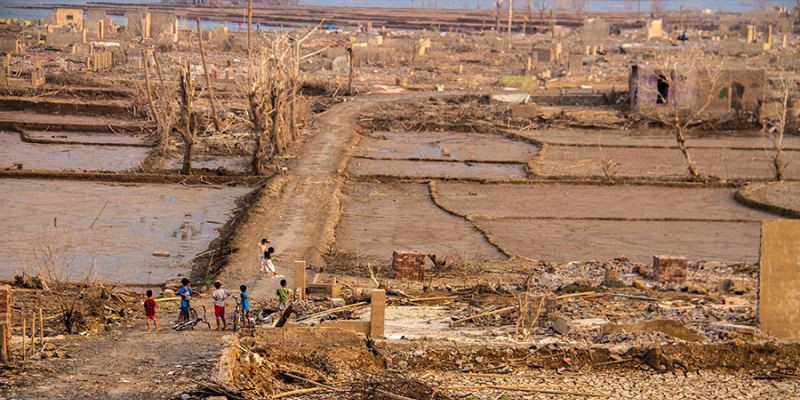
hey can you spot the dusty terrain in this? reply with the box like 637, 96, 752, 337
2, 3, 800, 400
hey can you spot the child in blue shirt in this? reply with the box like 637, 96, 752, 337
176, 278, 193, 324
240, 285, 251, 329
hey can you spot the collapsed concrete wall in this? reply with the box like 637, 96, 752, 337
45, 8, 84, 29
125, 10, 151, 39
151, 12, 178, 43
85, 10, 108, 39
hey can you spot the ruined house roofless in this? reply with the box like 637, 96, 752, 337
629, 65, 766, 115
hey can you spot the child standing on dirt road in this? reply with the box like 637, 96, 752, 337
258, 238, 271, 274
211, 281, 232, 331
240, 285, 251, 329
276, 279, 292, 310
143, 290, 158, 332
176, 278, 193, 324
264, 247, 277, 278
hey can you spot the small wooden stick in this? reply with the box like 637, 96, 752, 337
281, 372, 339, 391
30, 311, 36, 354
271, 387, 325, 399
443, 384, 608, 397
450, 305, 516, 326
39, 308, 44, 351
22, 316, 26, 360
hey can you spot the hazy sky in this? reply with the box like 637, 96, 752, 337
0, 0, 796, 12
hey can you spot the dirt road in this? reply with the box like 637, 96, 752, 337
219, 97, 373, 300
4, 298, 226, 400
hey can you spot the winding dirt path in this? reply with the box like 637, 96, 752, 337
219, 96, 377, 300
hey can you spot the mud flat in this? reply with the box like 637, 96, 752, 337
356, 131, 538, 162
535, 146, 800, 180
433, 183, 776, 263
335, 182, 505, 261
349, 158, 528, 180
164, 152, 250, 173
0, 179, 252, 283
525, 128, 800, 149
0, 131, 150, 171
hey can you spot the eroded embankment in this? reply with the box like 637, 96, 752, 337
217, 326, 800, 400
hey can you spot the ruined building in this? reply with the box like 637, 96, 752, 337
629, 65, 766, 118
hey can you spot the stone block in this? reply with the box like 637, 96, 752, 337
294, 261, 307, 300
321, 320, 370, 335
306, 283, 342, 298
653, 255, 687, 283
370, 289, 385, 338
392, 251, 426, 281
759, 220, 800, 340
0, 285, 10, 349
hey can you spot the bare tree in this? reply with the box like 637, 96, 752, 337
507, 0, 513, 45
636, 50, 728, 180
650, 0, 662, 16
534, 0, 553, 19
572, 0, 588, 16
496, 0, 505, 32
245, 27, 323, 175
178, 61, 196, 176
761, 76, 795, 181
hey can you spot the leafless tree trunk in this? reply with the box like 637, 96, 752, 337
196, 17, 222, 133
507, 0, 513, 46
178, 63, 195, 176
650, 0, 662, 16
347, 44, 354, 95
142, 50, 161, 130
496, 0, 504, 32
763, 77, 792, 181
641, 50, 727, 181
290, 39, 299, 139
247, 0, 253, 65
249, 89, 265, 175
535, 0, 551, 19
572, 0, 588, 17
674, 124, 700, 180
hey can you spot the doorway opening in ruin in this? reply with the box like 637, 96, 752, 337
656, 73, 669, 104
731, 82, 745, 111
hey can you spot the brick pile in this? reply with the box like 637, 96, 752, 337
392, 251, 426, 281
653, 255, 688, 283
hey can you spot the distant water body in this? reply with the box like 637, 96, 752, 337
0, 0, 795, 21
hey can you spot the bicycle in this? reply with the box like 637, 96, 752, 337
173, 306, 211, 331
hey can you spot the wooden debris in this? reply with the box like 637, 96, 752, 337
450, 305, 516, 327
443, 384, 608, 397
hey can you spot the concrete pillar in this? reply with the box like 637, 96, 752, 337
0, 321, 8, 362
746, 25, 755, 43
764, 25, 773, 50
370, 289, 385, 338
294, 261, 306, 300
0, 285, 11, 361
98, 20, 104, 39
759, 220, 800, 340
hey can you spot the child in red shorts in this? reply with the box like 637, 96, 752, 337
143, 289, 158, 332
211, 281, 232, 330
